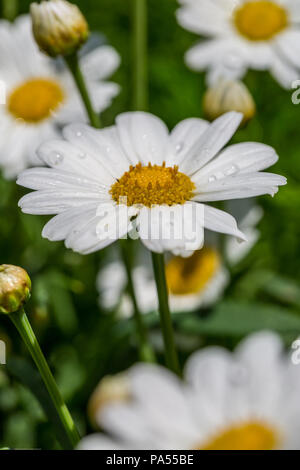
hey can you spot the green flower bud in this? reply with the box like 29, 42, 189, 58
0, 265, 31, 314
30, 0, 89, 58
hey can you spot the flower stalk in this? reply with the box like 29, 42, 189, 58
151, 253, 180, 375
2, 0, 18, 21
132, 0, 148, 110
66, 51, 154, 363
10, 308, 80, 449
120, 240, 156, 363
65, 53, 101, 129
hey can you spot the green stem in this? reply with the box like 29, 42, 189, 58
120, 240, 155, 363
151, 253, 180, 375
65, 53, 101, 129
2, 0, 18, 21
132, 0, 148, 110
65, 51, 153, 364
10, 308, 80, 449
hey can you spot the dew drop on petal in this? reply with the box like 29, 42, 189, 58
176, 142, 183, 153
225, 164, 239, 176
208, 175, 217, 183
51, 152, 64, 165
76, 130, 82, 137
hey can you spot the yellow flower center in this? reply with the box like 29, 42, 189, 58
198, 421, 280, 450
110, 162, 195, 207
165, 248, 220, 296
234, 1, 288, 41
8, 78, 64, 123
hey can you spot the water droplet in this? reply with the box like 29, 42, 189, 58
78, 152, 86, 159
176, 142, 183, 153
51, 152, 64, 165
225, 164, 239, 176
76, 130, 82, 137
208, 175, 217, 183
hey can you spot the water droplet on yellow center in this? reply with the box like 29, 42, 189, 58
198, 421, 280, 450
234, 1, 288, 41
8, 78, 64, 123
165, 247, 220, 296
110, 162, 195, 207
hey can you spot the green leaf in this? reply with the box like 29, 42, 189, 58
178, 301, 300, 338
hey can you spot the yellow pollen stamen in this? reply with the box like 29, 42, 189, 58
8, 78, 64, 123
234, 1, 288, 41
110, 162, 195, 207
165, 247, 220, 296
197, 421, 280, 450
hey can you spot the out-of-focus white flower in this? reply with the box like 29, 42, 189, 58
0, 15, 120, 178
79, 331, 300, 450
177, 0, 300, 88
97, 247, 229, 316
18, 111, 285, 255
225, 201, 264, 265
30, 0, 89, 57
203, 78, 256, 124
88, 373, 131, 429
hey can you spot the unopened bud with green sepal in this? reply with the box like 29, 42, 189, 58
30, 0, 89, 58
0, 265, 31, 314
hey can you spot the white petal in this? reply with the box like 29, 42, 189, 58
18, 189, 104, 215
100, 403, 155, 445
185, 39, 246, 77
77, 434, 123, 450
270, 52, 298, 89
65, 204, 132, 254
195, 172, 287, 194
169, 118, 209, 166
128, 364, 199, 440
180, 112, 243, 175
176, 0, 232, 36
81, 45, 121, 81
116, 112, 170, 166
62, 123, 128, 179
138, 204, 204, 254
193, 142, 279, 185
17, 167, 107, 192
203, 204, 247, 241
37, 138, 114, 187
42, 204, 98, 241
275, 30, 300, 71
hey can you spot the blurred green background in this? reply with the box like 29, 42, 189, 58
0, 0, 300, 449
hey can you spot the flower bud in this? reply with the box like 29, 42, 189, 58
88, 374, 130, 428
30, 0, 89, 58
0, 265, 31, 314
203, 78, 256, 125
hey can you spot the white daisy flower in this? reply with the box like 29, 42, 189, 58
97, 247, 229, 316
177, 0, 300, 88
79, 331, 300, 450
18, 111, 286, 256
0, 15, 120, 178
